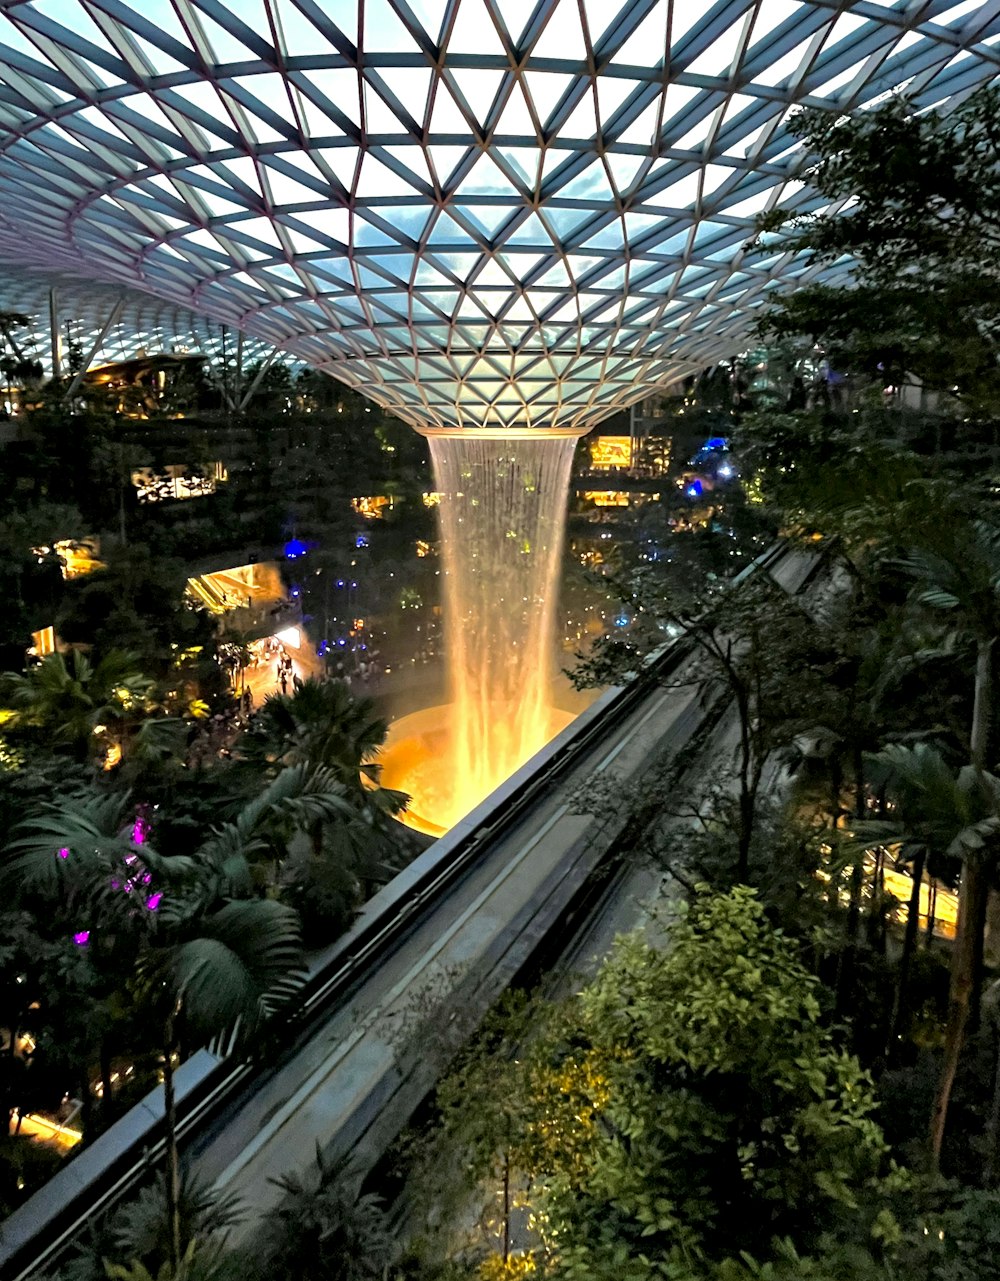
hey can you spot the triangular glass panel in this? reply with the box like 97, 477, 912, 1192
445, 0, 499, 56
284, 225, 332, 254
542, 204, 594, 239
450, 69, 505, 126
439, 251, 479, 281
559, 157, 614, 202
425, 210, 471, 244
596, 76, 641, 129
457, 151, 521, 197
474, 256, 515, 286
460, 203, 516, 238
605, 150, 648, 194
424, 287, 460, 313
355, 151, 415, 197
264, 166, 324, 207
313, 144, 361, 190
195, 6, 268, 64
364, 0, 426, 53
364, 81, 409, 134
530, 1, 587, 62
580, 219, 625, 250
381, 67, 434, 126
496, 145, 540, 188
301, 69, 361, 128
522, 71, 575, 128
495, 86, 536, 138
414, 257, 453, 286
430, 82, 470, 133
611, 0, 668, 66
558, 90, 598, 141
752, 35, 815, 88
311, 207, 352, 244
427, 143, 471, 186
353, 215, 396, 246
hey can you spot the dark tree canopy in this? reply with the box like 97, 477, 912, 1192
757, 88, 1000, 408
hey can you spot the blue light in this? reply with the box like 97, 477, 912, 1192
356, 534, 369, 549
686, 479, 703, 497
284, 538, 307, 559
337, 638, 347, 647
705, 437, 728, 450
290, 586, 300, 598
318, 640, 330, 656
336, 578, 345, 588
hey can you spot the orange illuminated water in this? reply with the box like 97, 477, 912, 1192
395, 431, 579, 832
380, 702, 576, 835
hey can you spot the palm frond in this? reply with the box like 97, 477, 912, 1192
233, 764, 354, 841
4, 792, 133, 890
173, 899, 304, 1038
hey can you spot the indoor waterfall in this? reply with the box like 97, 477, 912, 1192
423, 432, 577, 827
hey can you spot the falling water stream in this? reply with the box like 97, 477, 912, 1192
431, 433, 577, 819
379, 432, 579, 832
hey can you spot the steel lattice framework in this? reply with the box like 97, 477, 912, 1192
0, 0, 998, 432
0, 264, 274, 374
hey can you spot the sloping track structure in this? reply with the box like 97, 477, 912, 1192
0, 0, 998, 429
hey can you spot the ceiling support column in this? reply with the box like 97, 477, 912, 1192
62, 298, 124, 403
48, 288, 61, 379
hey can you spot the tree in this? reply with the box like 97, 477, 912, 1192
898, 522, 1000, 1163
0, 649, 160, 766
2, 763, 350, 1256
56, 543, 218, 686
573, 566, 825, 878
235, 678, 408, 937
140, 895, 304, 1272
240, 676, 394, 805
420, 889, 887, 1279
848, 745, 1000, 1064
754, 87, 1000, 413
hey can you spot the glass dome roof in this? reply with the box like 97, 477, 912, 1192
0, 0, 997, 430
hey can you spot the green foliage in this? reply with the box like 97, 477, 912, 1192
0, 648, 156, 762
253, 1145, 394, 1281
56, 543, 215, 678
573, 564, 828, 877
238, 675, 403, 807
416, 890, 888, 1280
900, 520, 1000, 645
58, 1174, 241, 1281
754, 87, 1000, 409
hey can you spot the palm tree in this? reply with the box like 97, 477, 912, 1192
848, 745, 1000, 1061
141, 894, 305, 1271
902, 519, 1000, 773
2, 789, 192, 1134
901, 519, 1000, 1163
3, 764, 351, 1264
242, 676, 396, 802
0, 649, 158, 765
238, 677, 407, 880
258, 1145, 394, 1281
